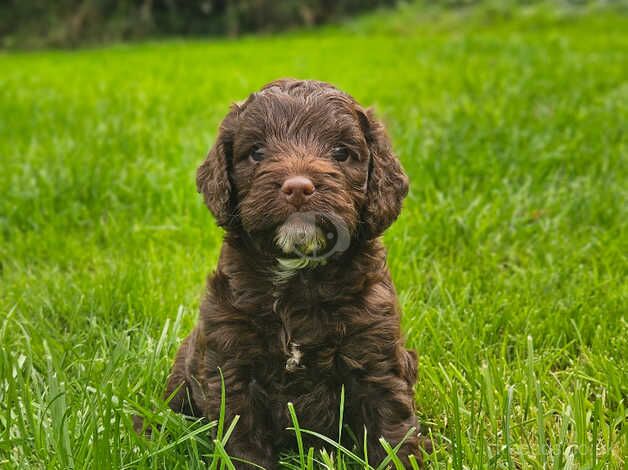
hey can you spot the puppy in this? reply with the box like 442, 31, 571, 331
166, 79, 426, 467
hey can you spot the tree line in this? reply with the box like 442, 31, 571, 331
1, 0, 396, 48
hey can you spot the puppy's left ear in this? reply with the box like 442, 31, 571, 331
197, 96, 253, 228
196, 110, 237, 228
358, 107, 409, 239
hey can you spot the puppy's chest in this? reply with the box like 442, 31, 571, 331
256, 300, 348, 379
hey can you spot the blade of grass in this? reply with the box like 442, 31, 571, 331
337, 385, 345, 470
288, 427, 369, 467
287, 402, 306, 469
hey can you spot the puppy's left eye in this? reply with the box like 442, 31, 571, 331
249, 146, 265, 162
331, 147, 349, 162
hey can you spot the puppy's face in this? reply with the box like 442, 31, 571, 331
233, 86, 370, 258
197, 79, 408, 260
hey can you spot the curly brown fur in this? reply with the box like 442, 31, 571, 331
166, 79, 428, 468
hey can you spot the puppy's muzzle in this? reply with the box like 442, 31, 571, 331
274, 211, 351, 262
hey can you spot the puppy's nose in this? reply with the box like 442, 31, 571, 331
281, 176, 315, 206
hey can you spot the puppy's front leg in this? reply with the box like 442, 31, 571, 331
347, 349, 424, 467
207, 367, 277, 469
166, 335, 276, 468
350, 379, 422, 466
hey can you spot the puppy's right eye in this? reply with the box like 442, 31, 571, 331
331, 147, 349, 162
249, 147, 265, 163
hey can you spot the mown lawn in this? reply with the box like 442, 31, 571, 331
0, 2, 626, 469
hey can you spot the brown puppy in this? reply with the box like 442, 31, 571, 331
166, 79, 425, 468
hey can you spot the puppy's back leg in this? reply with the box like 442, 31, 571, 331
164, 334, 202, 417
133, 333, 202, 436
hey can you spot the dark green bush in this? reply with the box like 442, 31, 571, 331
2, 0, 616, 48
0, 0, 396, 48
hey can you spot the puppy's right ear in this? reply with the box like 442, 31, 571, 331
196, 105, 241, 228
357, 107, 409, 239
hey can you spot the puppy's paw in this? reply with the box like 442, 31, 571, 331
132, 414, 153, 438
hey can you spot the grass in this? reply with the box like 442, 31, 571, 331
0, 1, 626, 468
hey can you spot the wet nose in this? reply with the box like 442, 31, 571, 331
281, 176, 315, 206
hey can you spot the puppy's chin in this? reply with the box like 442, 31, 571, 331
274, 215, 327, 257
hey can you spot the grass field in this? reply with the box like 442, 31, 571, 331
0, 2, 627, 468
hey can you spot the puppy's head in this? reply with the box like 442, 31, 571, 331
197, 79, 408, 260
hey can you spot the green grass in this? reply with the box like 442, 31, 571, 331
1, 2, 627, 468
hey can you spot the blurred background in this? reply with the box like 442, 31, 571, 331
2, 0, 624, 49
4, 0, 393, 48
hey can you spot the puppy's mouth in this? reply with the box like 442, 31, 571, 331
274, 212, 350, 261
275, 213, 326, 256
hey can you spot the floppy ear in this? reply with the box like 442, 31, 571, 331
358, 107, 409, 239
196, 107, 240, 228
